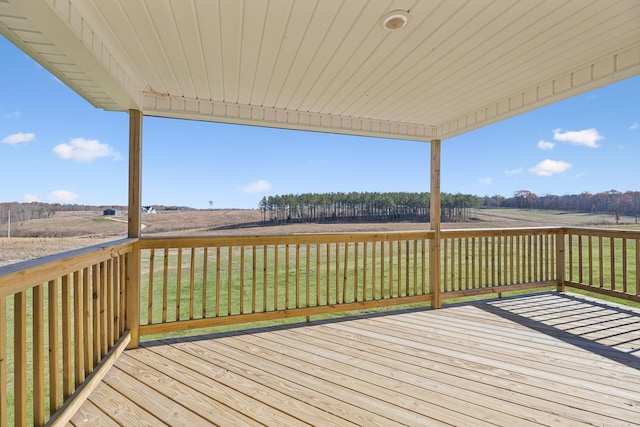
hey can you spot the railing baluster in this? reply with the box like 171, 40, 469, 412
240, 246, 245, 314
622, 238, 627, 293
227, 246, 233, 315
106, 259, 114, 347
610, 237, 616, 291
305, 244, 310, 308
162, 248, 169, 323
73, 271, 84, 386
274, 245, 279, 311
336, 243, 341, 304
509, 236, 514, 285
176, 248, 183, 320
33, 284, 45, 426
352, 242, 360, 301
148, 249, 155, 324
284, 245, 289, 309
470, 237, 476, 289
92, 264, 100, 366
315, 243, 321, 306
577, 234, 582, 283
457, 238, 463, 290
372, 242, 377, 299
497, 236, 502, 286
411, 240, 417, 296
396, 240, 401, 297
443, 239, 449, 292
295, 244, 301, 308
598, 236, 604, 288
262, 245, 267, 313
62, 274, 72, 399
252, 246, 257, 313
326, 244, 331, 304
380, 241, 385, 299
48, 278, 60, 417
190, 248, 196, 319
343, 243, 348, 303
100, 262, 108, 358
202, 247, 209, 318
14, 290, 27, 426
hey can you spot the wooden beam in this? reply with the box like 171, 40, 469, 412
128, 109, 142, 239
126, 109, 142, 349
430, 139, 442, 309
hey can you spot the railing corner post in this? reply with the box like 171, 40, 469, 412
125, 241, 141, 349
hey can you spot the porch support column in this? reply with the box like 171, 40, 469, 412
126, 109, 142, 348
430, 139, 442, 309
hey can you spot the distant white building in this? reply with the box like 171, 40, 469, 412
142, 206, 157, 214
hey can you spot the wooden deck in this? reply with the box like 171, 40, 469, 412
68, 292, 640, 426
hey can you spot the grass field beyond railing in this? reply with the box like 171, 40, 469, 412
1, 227, 639, 426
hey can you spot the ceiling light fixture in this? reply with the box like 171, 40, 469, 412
382, 10, 409, 31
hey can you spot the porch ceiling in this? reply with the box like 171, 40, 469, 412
1, 0, 639, 141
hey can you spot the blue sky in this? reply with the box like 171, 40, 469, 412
1, 36, 639, 210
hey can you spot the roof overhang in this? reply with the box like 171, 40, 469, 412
1, 0, 639, 141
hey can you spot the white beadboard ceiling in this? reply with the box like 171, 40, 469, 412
1, 0, 639, 141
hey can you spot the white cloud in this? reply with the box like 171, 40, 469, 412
48, 190, 79, 203
529, 159, 572, 176
5, 110, 21, 119
537, 140, 555, 150
553, 128, 603, 148
240, 179, 272, 194
2, 132, 36, 145
53, 137, 122, 162
23, 194, 40, 202
478, 177, 493, 185
630, 122, 639, 130
505, 168, 523, 175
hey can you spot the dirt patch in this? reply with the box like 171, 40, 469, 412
0, 237, 117, 267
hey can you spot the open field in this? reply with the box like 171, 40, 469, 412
1, 208, 638, 267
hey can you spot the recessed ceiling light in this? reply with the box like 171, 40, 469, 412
382, 10, 409, 31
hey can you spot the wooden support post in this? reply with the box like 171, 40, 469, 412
126, 109, 142, 349
556, 229, 566, 292
430, 139, 442, 309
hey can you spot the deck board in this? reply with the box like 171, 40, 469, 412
69, 292, 640, 426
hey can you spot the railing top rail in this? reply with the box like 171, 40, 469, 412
441, 226, 564, 238
139, 230, 435, 249
563, 227, 640, 239
0, 237, 136, 298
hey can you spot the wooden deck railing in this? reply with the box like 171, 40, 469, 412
0, 239, 134, 427
565, 227, 640, 303
1, 227, 639, 426
138, 232, 434, 336
439, 228, 562, 299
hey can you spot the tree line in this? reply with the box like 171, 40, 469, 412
258, 192, 479, 224
489, 190, 640, 222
